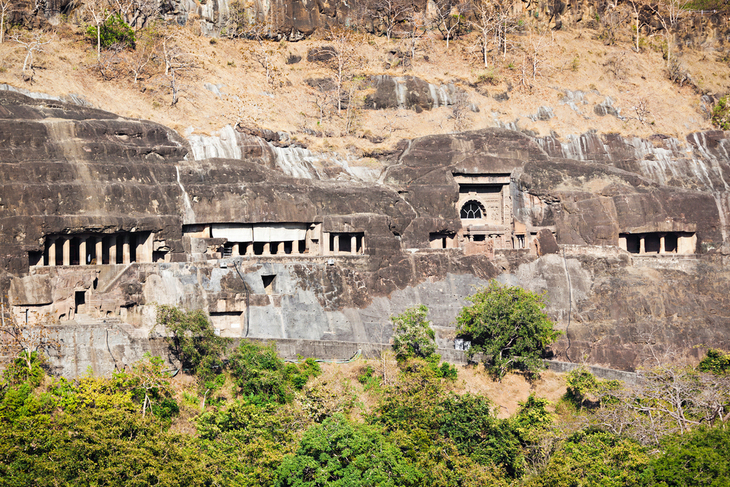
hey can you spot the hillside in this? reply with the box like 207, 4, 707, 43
0, 2, 728, 166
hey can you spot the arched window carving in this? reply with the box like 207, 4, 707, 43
460, 200, 485, 219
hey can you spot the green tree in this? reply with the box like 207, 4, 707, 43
391, 305, 437, 361
698, 348, 730, 376
85, 13, 136, 51
275, 413, 420, 487
227, 341, 320, 404
641, 426, 730, 486
526, 429, 650, 487
114, 354, 178, 419
712, 95, 730, 131
456, 281, 561, 380
155, 305, 228, 384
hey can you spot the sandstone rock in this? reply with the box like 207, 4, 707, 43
3, 89, 730, 376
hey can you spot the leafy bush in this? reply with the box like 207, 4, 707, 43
275, 414, 420, 487
155, 305, 229, 383
227, 341, 320, 404
698, 348, 730, 375
86, 14, 136, 50
563, 366, 619, 408
456, 281, 561, 380
642, 426, 730, 486
440, 393, 525, 477
2, 351, 46, 388
527, 429, 650, 487
713, 95, 730, 130
391, 305, 437, 361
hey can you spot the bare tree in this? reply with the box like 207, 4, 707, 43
594, 363, 730, 445
11, 31, 52, 83
320, 27, 365, 113
401, 9, 429, 71
664, 0, 689, 27
96, 41, 125, 80
243, 25, 280, 87
0, 0, 11, 44
526, 32, 549, 81
0, 300, 58, 373
493, 0, 519, 59
431, 0, 468, 50
372, 0, 412, 41
163, 39, 196, 106
126, 32, 158, 83
469, 0, 497, 67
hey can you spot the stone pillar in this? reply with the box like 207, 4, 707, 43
62, 238, 70, 266
95, 238, 103, 265
141, 232, 154, 263
291, 241, 300, 255
263, 242, 271, 256
639, 236, 645, 254
231, 243, 239, 256
322, 232, 330, 256
47, 238, 56, 266
245, 242, 254, 256
333, 235, 340, 254
122, 234, 131, 264
618, 236, 627, 251
351, 235, 358, 255
660, 235, 666, 254
79, 238, 87, 266
277, 242, 285, 254
109, 236, 117, 264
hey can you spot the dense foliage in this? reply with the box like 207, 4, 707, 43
390, 305, 437, 361
86, 14, 136, 50
712, 95, 730, 131
456, 281, 561, 379
156, 305, 229, 384
1, 324, 729, 486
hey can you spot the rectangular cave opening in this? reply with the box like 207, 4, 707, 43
270, 241, 280, 255
87, 240, 97, 265
515, 234, 526, 249
102, 237, 110, 265
298, 240, 307, 254
645, 234, 661, 253
222, 244, 234, 257
129, 234, 137, 262
283, 241, 293, 254
28, 251, 42, 267
55, 242, 63, 266
70, 237, 80, 266
116, 236, 124, 264
253, 242, 266, 255
261, 274, 276, 294
665, 234, 678, 253
339, 235, 352, 253
473, 234, 486, 242
75, 290, 86, 314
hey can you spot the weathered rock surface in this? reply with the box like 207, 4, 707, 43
363, 75, 467, 112
3, 89, 730, 376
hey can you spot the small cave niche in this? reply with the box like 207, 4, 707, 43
28, 251, 43, 267
262, 274, 276, 294
75, 291, 86, 314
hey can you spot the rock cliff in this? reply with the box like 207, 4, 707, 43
2, 89, 730, 376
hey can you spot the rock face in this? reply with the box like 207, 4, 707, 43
363, 75, 466, 112
2, 90, 730, 376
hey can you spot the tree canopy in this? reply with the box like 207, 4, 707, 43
456, 281, 561, 379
